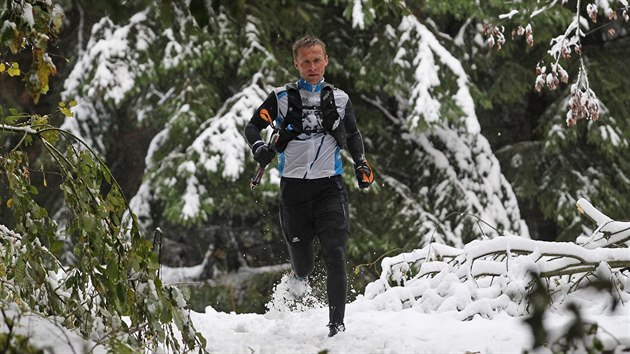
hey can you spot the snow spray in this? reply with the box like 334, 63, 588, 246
265, 273, 325, 318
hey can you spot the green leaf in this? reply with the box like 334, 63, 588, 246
60, 183, 74, 196
12, 258, 25, 281
4, 116, 20, 125
50, 240, 64, 254
8, 62, 20, 76
106, 262, 120, 280
102, 166, 112, 184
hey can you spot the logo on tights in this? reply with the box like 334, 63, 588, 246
291, 237, 300, 243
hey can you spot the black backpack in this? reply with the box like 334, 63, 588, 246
275, 82, 346, 152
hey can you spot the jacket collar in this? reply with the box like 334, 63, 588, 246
298, 77, 325, 93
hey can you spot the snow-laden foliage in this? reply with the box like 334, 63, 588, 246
3, 0, 630, 351
396, 16, 480, 133
1, 2, 207, 342
379, 121, 528, 248
486, 0, 629, 125
56, 1, 529, 274
362, 199, 629, 323
0, 0, 63, 102
61, 12, 156, 152
131, 73, 273, 226
61, 2, 283, 229
575, 198, 630, 248
347, 14, 528, 261
0, 130, 206, 352
477, 0, 630, 241
495, 94, 630, 241
50, 0, 630, 276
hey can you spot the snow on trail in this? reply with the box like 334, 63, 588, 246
193, 303, 528, 354
162, 247, 630, 354
187, 276, 630, 354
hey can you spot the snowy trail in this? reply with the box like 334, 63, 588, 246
192, 305, 526, 354
168, 267, 630, 354
189, 299, 630, 354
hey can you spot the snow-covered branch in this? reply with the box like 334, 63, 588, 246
576, 198, 630, 248
362, 199, 629, 319
0, 124, 37, 134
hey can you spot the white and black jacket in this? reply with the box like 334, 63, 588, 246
245, 78, 366, 179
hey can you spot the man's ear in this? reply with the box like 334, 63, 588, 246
294, 61, 299, 70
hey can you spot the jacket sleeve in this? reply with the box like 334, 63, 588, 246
343, 98, 367, 164
244, 91, 278, 150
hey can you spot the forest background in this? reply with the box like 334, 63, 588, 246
1, 0, 630, 324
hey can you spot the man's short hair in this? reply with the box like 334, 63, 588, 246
292, 36, 327, 60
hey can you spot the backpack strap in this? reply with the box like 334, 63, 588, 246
284, 83, 303, 131
275, 83, 302, 152
320, 83, 346, 149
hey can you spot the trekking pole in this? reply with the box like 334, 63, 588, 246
250, 111, 277, 190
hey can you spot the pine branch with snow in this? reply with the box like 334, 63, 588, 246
363, 198, 629, 322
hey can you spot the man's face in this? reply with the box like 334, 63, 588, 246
294, 45, 328, 85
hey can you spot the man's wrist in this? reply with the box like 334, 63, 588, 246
251, 140, 264, 152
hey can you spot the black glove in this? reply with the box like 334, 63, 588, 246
355, 160, 374, 189
252, 141, 276, 167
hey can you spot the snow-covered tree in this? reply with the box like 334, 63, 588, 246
2, 1, 630, 348
475, 0, 630, 241
57, 1, 531, 279
5, 0, 630, 313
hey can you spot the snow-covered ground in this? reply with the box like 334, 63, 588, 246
192, 303, 628, 354
5, 197, 630, 354
182, 221, 630, 354
190, 274, 629, 354
2, 263, 628, 354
